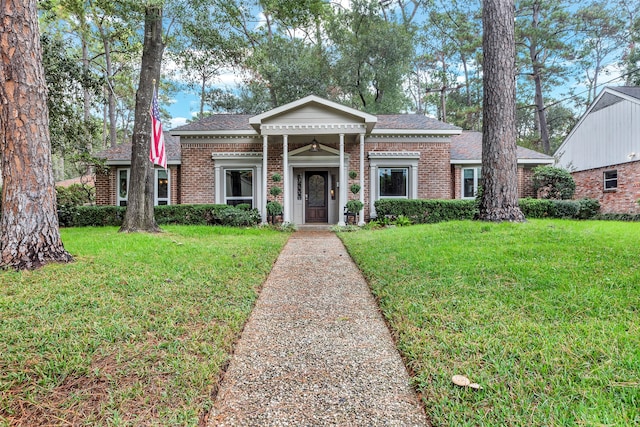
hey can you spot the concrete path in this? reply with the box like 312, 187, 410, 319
208, 231, 428, 426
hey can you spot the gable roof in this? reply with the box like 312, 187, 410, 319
171, 96, 461, 136
248, 95, 378, 133
451, 131, 553, 164
95, 132, 180, 164
554, 86, 640, 170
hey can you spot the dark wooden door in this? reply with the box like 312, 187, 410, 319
305, 171, 328, 223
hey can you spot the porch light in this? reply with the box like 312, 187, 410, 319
310, 138, 319, 152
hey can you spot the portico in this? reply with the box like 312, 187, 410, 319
249, 96, 376, 225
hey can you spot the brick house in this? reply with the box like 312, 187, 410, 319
96, 95, 552, 225
555, 87, 640, 214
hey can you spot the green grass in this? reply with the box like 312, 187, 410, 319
0, 226, 289, 426
339, 220, 640, 426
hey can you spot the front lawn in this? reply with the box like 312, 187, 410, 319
339, 220, 640, 426
0, 226, 289, 426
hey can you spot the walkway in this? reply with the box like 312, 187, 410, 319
209, 231, 428, 426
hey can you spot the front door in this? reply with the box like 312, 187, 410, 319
305, 171, 328, 223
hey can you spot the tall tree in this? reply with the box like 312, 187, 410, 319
479, 0, 525, 222
575, 3, 624, 106
516, 0, 574, 155
0, 0, 73, 269
119, 5, 164, 233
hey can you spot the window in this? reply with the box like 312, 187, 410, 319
462, 167, 481, 198
604, 170, 618, 190
225, 169, 254, 207
155, 169, 170, 205
379, 167, 408, 198
117, 168, 129, 206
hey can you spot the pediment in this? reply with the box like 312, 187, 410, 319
249, 95, 376, 134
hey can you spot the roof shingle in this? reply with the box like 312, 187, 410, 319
450, 131, 552, 161
95, 132, 180, 162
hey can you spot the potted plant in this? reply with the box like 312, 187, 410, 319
350, 183, 361, 195
346, 199, 364, 214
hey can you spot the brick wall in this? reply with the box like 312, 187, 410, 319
572, 161, 640, 214
180, 144, 217, 204
95, 169, 114, 205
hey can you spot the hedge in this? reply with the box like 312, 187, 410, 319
374, 199, 478, 223
375, 197, 601, 223
61, 204, 261, 227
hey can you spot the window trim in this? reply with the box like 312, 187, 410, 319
461, 166, 482, 199
368, 152, 420, 218
154, 168, 170, 205
378, 167, 409, 199
224, 168, 255, 208
117, 168, 130, 206
603, 169, 618, 191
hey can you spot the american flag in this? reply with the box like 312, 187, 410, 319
149, 87, 167, 169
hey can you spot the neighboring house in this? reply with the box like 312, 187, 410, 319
96, 95, 552, 225
555, 86, 640, 214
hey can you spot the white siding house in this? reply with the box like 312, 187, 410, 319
555, 87, 640, 213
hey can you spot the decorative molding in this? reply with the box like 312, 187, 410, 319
261, 123, 367, 131
368, 151, 421, 159
212, 152, 263, 160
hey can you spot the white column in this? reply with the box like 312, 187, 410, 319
370, 163, 377, 218
283, 134, 289, 223
338, 133, 346, 226
358, 133, 365, 225
214, 165, 222, 204
262, 135, 268, 224
411, 164, 419, 199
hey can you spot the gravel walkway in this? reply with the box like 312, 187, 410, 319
209, 230, 428, 426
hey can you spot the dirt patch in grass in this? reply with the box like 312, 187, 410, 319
3, 332, 219, 426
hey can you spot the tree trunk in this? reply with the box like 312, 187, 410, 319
0, 0, 73, 270
478, 0, 525, 222
119, 6, 164, 233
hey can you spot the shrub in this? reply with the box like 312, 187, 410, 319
576, 198, 600, 219
73, 206, 126, 227
212, 206, 261, 227
375, 199, 477, 224
266, 201, 283, 216
518, 198, 553, 218
551, 200, 580, 218
346, 199, 364, 213
533, 165, 576, 200
56, 184, 96, 227
350, 183, 361, 194
67, 204, 261, 227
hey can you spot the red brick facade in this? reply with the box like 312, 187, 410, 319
572, 161, 640, 214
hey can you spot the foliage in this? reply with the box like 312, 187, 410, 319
394, 215, 412, 226
349, 170, 358, 179
56, 184, 96, 227
62, 204, 262, 227
346, 199, 364, 213
40, 34, 102, 161
518, 197, 600, 219
375, 199, 478, 223
349, 184, 361, 194
0, 226, 287, 425
271, 172, 282, 182
266, 200, 283, 216
269, 186, 282, 197
326, 0, 414, 113
339, 220, 640, 426
533, 165, 576, 200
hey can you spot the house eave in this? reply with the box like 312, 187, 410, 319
371, 129, 462, 136
170, 130, 258, 137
